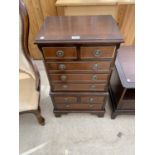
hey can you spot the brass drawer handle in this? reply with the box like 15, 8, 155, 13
92, 75, 97, 81
92, 64, 99, 70
59, 64, 66, 70
60, 75, 67, 81
65, 104, 70, 108
93, 49, 103, 57
89, 98, 94, 103
89, 104, 94, 108
56, 50, 64, 57
91, 85, 96, 89
64, 97, 68, 103
62, 85, 68, 89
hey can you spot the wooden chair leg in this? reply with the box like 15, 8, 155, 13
33, 109, 45, 126
38, 105, 41, 112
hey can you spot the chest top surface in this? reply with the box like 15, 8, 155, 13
35, 15, 123, 44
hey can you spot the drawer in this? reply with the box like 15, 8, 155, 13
42, 47, 77, 59
46, 61, 111, 73
52, 83, 107, 91
55, 103, 103, 110
53, 96, 77, 103
81, 96, 105, 104
51, 93, 107, 110
80, 46, 115, 59
49, 74, 109, 83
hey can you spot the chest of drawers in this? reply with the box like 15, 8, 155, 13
35, 15, 123, 117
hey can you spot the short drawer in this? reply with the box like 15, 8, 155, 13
49, 74, 109, 83
52, 83, 107, 91
46, 61, 111, 73
55, 103, 103, 110
53, 96, 77, 103
42, 47, 77, 59
80, 46, 115, 59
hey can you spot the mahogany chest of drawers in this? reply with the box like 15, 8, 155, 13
35, 15, 123, 117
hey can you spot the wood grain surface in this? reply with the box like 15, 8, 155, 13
23, 0, 57, 59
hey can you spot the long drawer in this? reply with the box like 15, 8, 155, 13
49, 74, 109, 83
55, 103, 104, 110
51, 83, 107, 91
45, 61, 111, 73
52, 94, 106, 110
53, 94, 106, 104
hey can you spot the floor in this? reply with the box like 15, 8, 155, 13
19, 61, 135, 155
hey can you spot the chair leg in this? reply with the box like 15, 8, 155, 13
38, 105, 41, 112
33, 109, 45, 126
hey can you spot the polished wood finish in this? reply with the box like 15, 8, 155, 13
51, 92, 108, 117
19, 0, 45, 125
53, 95, 105, 104
51, 92, 107, 115
45, 61, 112, 73
49, 74, 109, 83
115, 46, 135, 87
80, 46, 115, 59
55, 103, 104, 110
109, 46, 135, 119
21, 0, 134, 59
35, 15, 123, 44
35, 15, 123, 117
81, 96, 105, 104
52, 83, 107, 91
20, 0, 40, 91
42, 47, 77, 59
54, 96, 77, 103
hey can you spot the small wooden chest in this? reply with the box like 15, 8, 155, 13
35, 15, 123, 117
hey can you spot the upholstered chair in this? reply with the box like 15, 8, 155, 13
19, 0, 45, 125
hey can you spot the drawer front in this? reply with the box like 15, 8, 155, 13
42, 47, 77, 59
46, 61, 111, 73
49, 74, 109, 83
55, 103, 103, 110
81, 96, 105, 104
80, 46, 115, 59
52, 93, 107, 110
52, 83, 107, 91
53, 96, 77, 103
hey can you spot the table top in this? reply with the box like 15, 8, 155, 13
115, 46, 135, 88
35, 15, 123, 44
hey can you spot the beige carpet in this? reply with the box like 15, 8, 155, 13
19, 61, 135, 155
